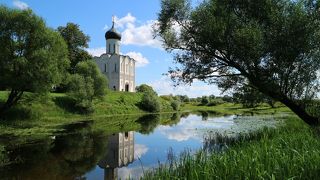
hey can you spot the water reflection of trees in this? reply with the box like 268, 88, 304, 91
136, 114, 160, 134
0, 121, 108, 179
136, 113, 188, 134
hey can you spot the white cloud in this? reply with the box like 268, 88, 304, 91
157, 114, 235, 142
86, 47, 105, 57
114, 13, 136, 29
148, 76, 221, 98
103, 25, 109, 30
125, 51, 149, 67
13, 0, 29, 10
121, 20, 162, 48
104, 14, 162, 49
134, 144, 148, 159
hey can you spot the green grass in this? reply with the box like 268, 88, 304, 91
143, 116, 320, 179
182, 102, 292, 116
0, 90, 176, 139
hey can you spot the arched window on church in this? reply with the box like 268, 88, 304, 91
108, 44, 111, 53
113, 44, 116, 53
114, 64, 117, 72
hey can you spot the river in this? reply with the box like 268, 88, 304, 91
0, 112, 281, 179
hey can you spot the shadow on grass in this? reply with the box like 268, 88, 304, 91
0, 102, 41, 122
53, 96, 92, 115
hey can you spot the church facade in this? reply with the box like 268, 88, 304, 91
94, 20, 135, 92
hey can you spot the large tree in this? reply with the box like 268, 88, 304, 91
157, 0, 320, 126
57, 23, 91, 73
0, 6, 69, 114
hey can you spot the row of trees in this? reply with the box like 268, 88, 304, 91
0, 6, 106, 114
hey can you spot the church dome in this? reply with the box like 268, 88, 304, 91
105, 23, 121, 40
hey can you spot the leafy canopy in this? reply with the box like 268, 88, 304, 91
0, 6, 69, 112
157, 0, 320, 125
58, 23, 91, 73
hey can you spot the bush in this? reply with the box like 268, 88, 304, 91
207, 99, 224, 106
140, 91, 160, 112
68, 74, 94, 113
160, 95, 174, 101
136, 84, 157, 95
67, 60, 107, 113
201, 96, 209, 105
75, 60, 107, 98
171, 100, 181, 111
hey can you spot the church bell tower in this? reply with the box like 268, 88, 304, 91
105, 16, 121, 54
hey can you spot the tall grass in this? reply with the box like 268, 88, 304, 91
143, 116, 320, 179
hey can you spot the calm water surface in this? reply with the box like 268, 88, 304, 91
0, 112, 280, 180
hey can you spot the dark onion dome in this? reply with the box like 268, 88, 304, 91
105, 22, 121, 40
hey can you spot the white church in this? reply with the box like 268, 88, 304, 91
94, 19, 136, 92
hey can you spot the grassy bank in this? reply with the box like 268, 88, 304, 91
182, 102, 292, 116
0, 90, 176, 138
143, 116, 320, 179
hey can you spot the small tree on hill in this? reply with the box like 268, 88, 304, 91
67, 61, 107, 113
136, 84, 157, 95
140, 91, 161, 113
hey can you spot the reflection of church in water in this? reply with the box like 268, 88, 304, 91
98, 131, 134, 180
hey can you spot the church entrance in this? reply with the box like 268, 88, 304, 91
125, 84, 129, 92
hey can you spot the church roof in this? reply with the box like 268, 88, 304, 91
105, 21, 121, 40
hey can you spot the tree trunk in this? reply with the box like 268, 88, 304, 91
254, 81, 319, 126
0, 90, 24, 115
280, 97, 319, 126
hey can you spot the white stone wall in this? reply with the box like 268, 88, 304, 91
94, 54, 135, 92
119, 56, 135, 92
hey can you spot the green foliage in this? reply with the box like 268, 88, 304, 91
136, 84, 157, 95
157, 0, 320, 125
67, 61, 107, 113
0, 6, 69, 112
200, 96, 209, 105
171, 100, 181, 111
305, 100, 320, 118
176, 95, 190, 102
57, 23, 91, 73
140, 91, 161, 113
74, 60, 107, 98
160, 95, 174, 101
233, 85, 265, 108
221, 95, 233, 103
207, 98, 224, 106
68, 74, 94, 113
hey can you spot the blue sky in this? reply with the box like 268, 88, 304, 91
1, 0, 221, 97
